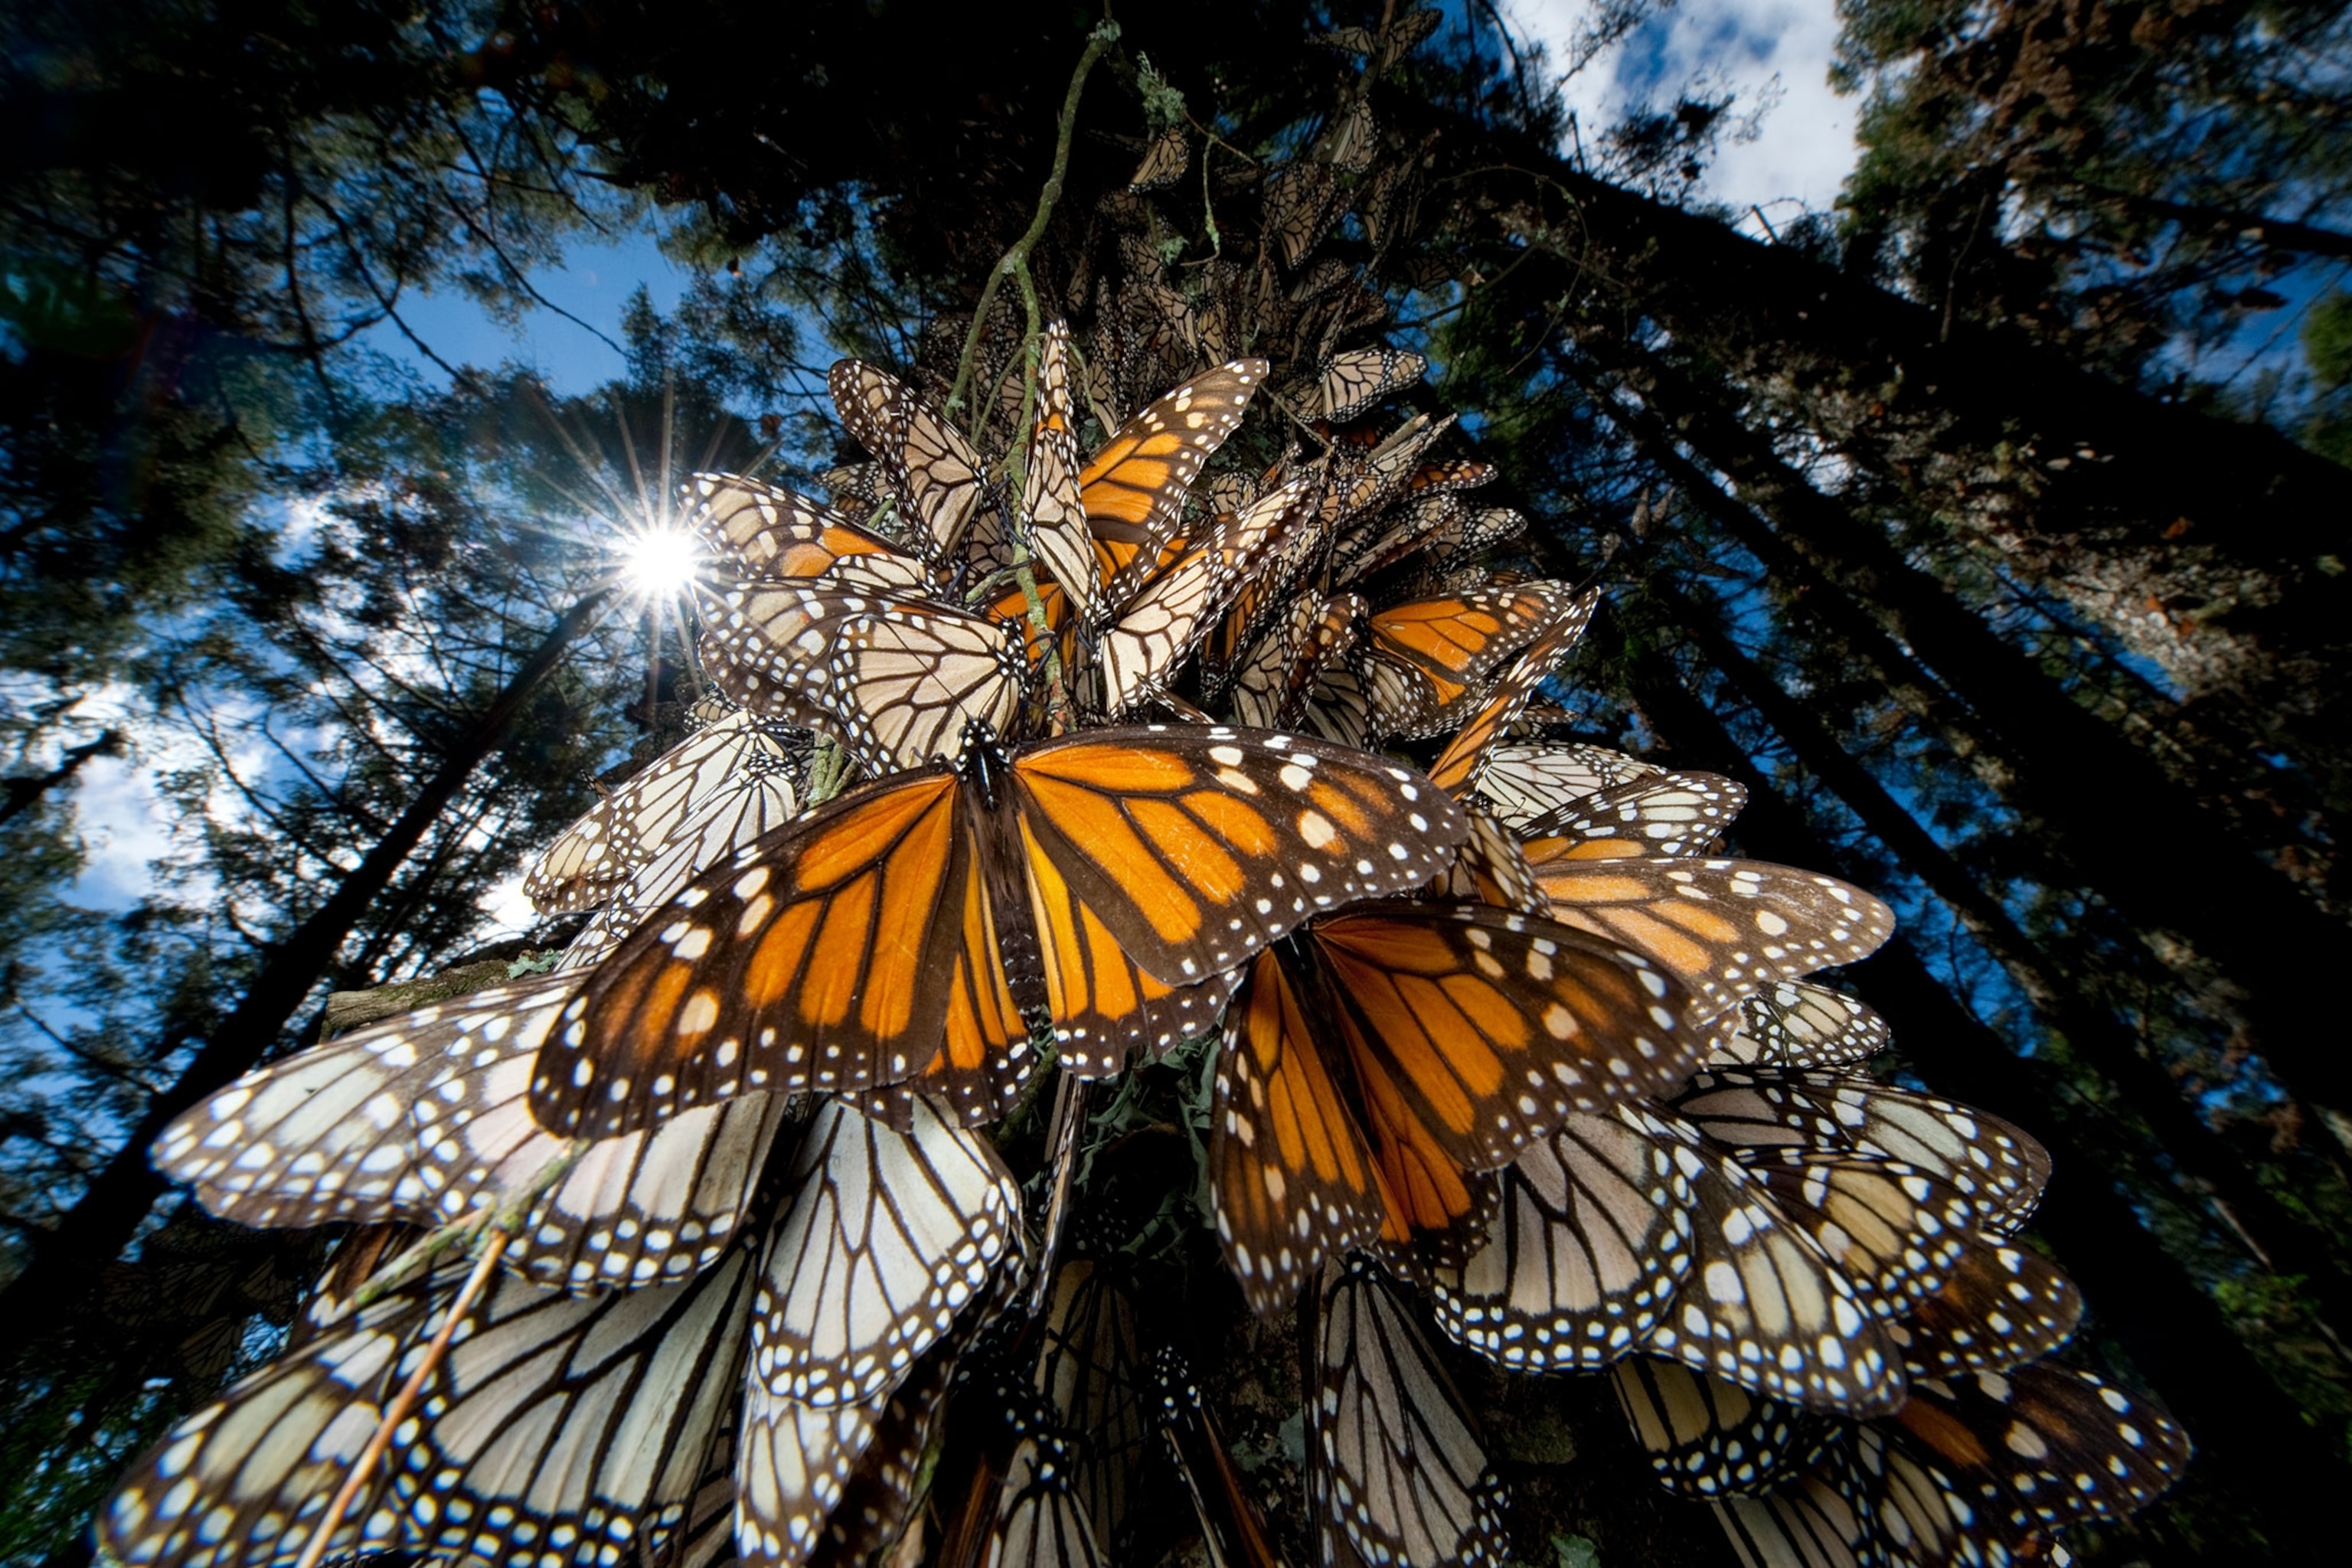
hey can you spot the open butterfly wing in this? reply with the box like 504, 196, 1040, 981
537, 770, 975, 1138
1009, 726, 1468, 989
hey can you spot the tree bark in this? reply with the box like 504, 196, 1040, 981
1620, 638, 2346, 1557
0, 592, 609, 1339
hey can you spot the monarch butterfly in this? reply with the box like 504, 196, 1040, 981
532, 724, 1467, 1138
1209, 902, 1700, 1313
1515, 771, 1745, 859
1427, 808, 1548, 916
1711, 1364, 2190, 1568
149, 975, 790, 1291
1329, 492, 1461, 586
831, 360, 988, 567
1320, 96, 1377, 174
524, 707, 801, 915
1361, 584, 1576, 743
1529, 858, 1896, 1027
1730, 1153, 1978, 1322
1666, 1069, 2051, 1235
808, 1275, 1001, 1567
1610, 1356, 1829, 1498
1030, 1259, 1151, 1552
1321, 416, 1458, 543
1887, 1236, 2082, 1379
1231, 591, 1365, 732
1311, 347, 1426, 422
684, 472, 930, 593
1370, 2, 1445, 75
1263, 160, 1338, 269
557, 750, 806, 975
1070, 357, 1269, 622
105, 1236, 763, 1568
1426, 590, 1603, 794
1149, 1347, 1289, 1568
1712, 982, 1890, 1070
1308, 1256, 1511, 1568
750, 1095, 1021, 1405
1129, 126, 1191, 191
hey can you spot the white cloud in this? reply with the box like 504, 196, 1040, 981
1507, 0, 1860, 234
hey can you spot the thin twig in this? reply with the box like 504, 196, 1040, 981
946, 21, 1122, 420
292, 1232, 511, 1568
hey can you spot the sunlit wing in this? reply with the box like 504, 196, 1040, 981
684, 471, 927, 590
831, 358, 986, 564
1079, 360, 1266, 617
1517, 770, 1746, 858
1024, 320, 1102, 626
1426, 587, 1601, 795
828, 606, 1030, 772
750, 1096, 1019, 1404
1712, 982, 1891, 1070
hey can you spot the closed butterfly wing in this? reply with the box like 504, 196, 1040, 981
831, 360, 986, 565
392, 1247, 761, 1566
1034, 1260, 1152, 1550
1129, 126, 1191, 191
1429, 808, 1547, 916
1887, 1364, 2188, 1540
1885, 1237, 2082, 1379
1531, 859, 1896, 1025
1080, 361, 1266, 619
1364, 586, 1569, 743
527, 711, 792, 913
1612, 1357, 1831, 1499
1715, 983, 1890, 1070
1263, 161, 1338, 269
749, 1095, 1021, 1405
737, 1381, 884, 1568
1311, 1259, 1511, 1568
1315, 347, 1426, 422
1088, 478, 1304, 717
101, 1282, 420, 1568
828, 606, 1030, 772
1734, 1155, 1978, 1322
1426, 588, 1602, 795
685, 472, 927, 591
557, 756, 802, 974
1427, 1106, 1697, 1372
1668, 1070, 2052, 1236
1149, 1347, 1289, 1568
1518, 771, 1746, 859
1711, 1467, 1871, 1568
696, 580, 861, 726
1025, 321, 1102, 627
1212, 946, 1391, 1314
1472, 743, 1663, 831
1638, 1110, 1905, 1416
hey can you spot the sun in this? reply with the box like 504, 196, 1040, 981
619, 527, 701, 597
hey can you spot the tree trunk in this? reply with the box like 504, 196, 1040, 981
1436, 121, 2352, 796
0, 729, 124, 829
1620, 638, 2346, 1558
1582, 339, 2352, 1113
1655, 575, 2352, 1358
0, 592, 609, 1341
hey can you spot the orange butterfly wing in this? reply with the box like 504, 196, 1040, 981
534, 770, 978, 1137
1010, 726, 1468, 989
1079, 361, 1267, 615
1210, 946, 1387, 1313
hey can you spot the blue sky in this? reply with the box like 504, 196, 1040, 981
364, 227, 701, 396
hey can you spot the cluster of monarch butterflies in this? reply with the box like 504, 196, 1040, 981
103, 14, 2187, 1563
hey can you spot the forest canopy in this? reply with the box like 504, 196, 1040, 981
2, 2, 2348, 1563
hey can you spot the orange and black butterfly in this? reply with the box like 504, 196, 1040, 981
1364, 583, 1579, 744
1208, 897, 1704, 1313
531, 724, 1468, 1138
1425, 589, 1602, 795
